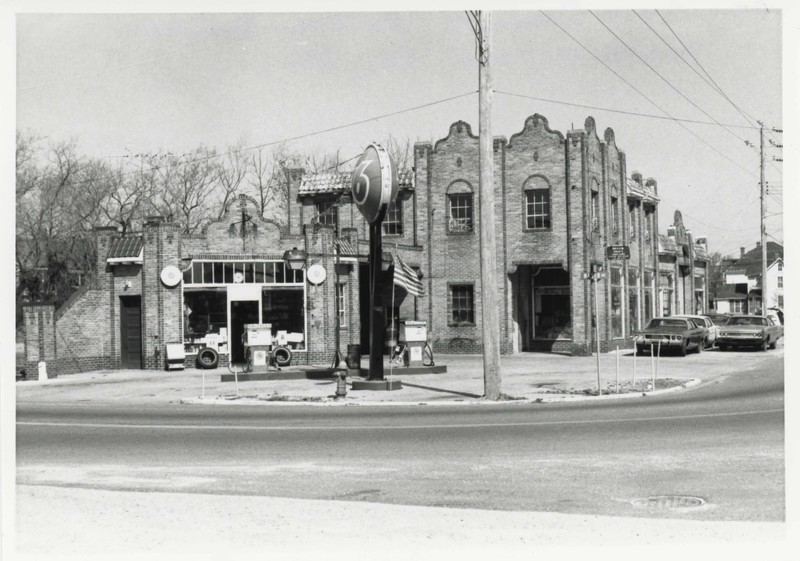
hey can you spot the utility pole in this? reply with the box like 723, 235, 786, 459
474, 10, 502, 400
760, 124, 768, 313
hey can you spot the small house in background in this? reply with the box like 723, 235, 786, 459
715, 241, 783, 314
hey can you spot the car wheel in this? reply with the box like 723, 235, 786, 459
696, 339, 705, 353
679, 341, 687, 357
196, 347, 219, 369
769, 340, 777, 350
761, 338, 769, 352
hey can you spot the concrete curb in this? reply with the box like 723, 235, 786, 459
179, 378, 700, 407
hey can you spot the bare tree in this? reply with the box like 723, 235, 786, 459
215, 140, 248, 221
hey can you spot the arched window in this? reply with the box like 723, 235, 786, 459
446, 181, 474, 233
523, 176, 551, 230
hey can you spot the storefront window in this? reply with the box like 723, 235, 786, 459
694, 275, 705, 314
610, 267, 623, 338
184, 288, 228, 355
628, 269, 639, 334
660, 273, 673, 316
182, 260, 307, 355
643, 271, 654, 322
261, 288, 305, 349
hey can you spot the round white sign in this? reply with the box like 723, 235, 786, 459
160, 265, 182, 287
306, 264, 327, 285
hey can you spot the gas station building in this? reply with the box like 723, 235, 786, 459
23, 114, 709, 377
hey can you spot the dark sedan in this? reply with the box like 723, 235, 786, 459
635, 317, 707, 356
717, 315, 783, 351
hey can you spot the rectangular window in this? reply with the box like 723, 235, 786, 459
591, 191, 599, 231
778, 276, 783, 288
383, 200, 403, 236
448, 193, 473, 232
316, 201, 337, 228
183, 288, 228, 355
643, 271, 654, 323
611, 267, 623, 338
611, 197, 619, 235
525, 189, 551, 229
778, 295, 784, 307
628, 269, 639, 334
644, 210, 652, 241
337, 283, 347, 328
262, 288, 306, 350
731, 300, 743, 313
629, 204, 636, 240
450, 284, 475, 325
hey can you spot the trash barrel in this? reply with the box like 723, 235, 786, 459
346, 344, 361, 370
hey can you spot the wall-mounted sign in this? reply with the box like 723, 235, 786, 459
160, 265, 182, 287
606, 245, 631, 261
307, 264, 327, 285
350, 143, 398, 224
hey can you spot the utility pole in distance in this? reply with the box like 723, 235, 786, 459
760, 124, 768, 313
469, 10, 502, 399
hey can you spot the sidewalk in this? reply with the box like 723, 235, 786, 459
15, 344, 780, 406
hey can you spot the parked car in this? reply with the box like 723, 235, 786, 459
672, 314, 718, 348
717, 315, 783, 351
634, 317, 707, 356
705, 312, 730, 325
766, 307, 784, 325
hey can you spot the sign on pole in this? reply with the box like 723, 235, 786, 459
350, 143, 398, 224
606, 245, 631, 261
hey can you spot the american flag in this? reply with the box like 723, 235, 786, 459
393, 254, 423, 297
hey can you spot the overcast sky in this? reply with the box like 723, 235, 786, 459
11, 3, 793, 258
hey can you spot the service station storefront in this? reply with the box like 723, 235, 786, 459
181, 260, 307, 363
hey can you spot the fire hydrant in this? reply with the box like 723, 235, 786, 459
335, 371, 347, 398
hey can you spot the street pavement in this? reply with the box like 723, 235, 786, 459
13, 344, 793, 560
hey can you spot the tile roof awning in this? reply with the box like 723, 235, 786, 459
299, 168, 414, 196
107, 236, 143, 265
335, 239, 359, 257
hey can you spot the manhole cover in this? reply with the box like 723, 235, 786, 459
631, 495, 706, 509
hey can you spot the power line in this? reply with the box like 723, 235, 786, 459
538, 11, 757, 179
33, 90, 478, 189
590, 11, 754, 150
494, 91, 756, 129
655, 10, 762, 130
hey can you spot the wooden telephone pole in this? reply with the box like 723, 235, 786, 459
472, 11, 502, 399
760, 125, 768, 313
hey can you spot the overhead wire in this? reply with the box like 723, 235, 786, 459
590, 11, 754, 150
38, 90, 478, 189
655, 10, 762, 130
538, 11, 757, 179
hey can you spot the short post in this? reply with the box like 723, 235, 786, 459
202, 369, 205, 399
616, 344, 620, 393
633, 343, 637, 384
234, 364, 240, 396
650, 345, 655, 392
656, 340, 662, 383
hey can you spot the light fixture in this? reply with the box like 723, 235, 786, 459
381, 251, 393, 272
283, 247, 307, 271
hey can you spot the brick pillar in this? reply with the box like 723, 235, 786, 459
142, 217, 182, 370
23, 304, 57, 380
285, 168, 305, 237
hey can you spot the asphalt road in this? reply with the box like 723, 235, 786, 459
17, 353, 784, 522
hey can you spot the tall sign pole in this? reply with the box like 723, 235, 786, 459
760, 124, 768, 313
350, 143, 398, 384
477, 11, 502, 400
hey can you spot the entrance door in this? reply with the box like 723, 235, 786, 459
120, 296, 143, 368
230, 300, 260, 363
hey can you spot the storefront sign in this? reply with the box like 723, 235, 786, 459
160, 265, 182, 287
350, 143, 398, 224
605, 245, 630, 260
307, 264, 327, 285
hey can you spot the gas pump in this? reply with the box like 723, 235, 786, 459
242, 323, 275, 372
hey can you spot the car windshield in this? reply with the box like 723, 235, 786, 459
727, 317, 768, 326
646, 319, 688, 329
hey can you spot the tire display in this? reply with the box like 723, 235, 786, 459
273, 346, 292, 367
196, 347, 219, 369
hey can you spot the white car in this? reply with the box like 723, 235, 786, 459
672, 315, 718, 348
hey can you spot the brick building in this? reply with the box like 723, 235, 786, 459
23, 114, 708, 378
